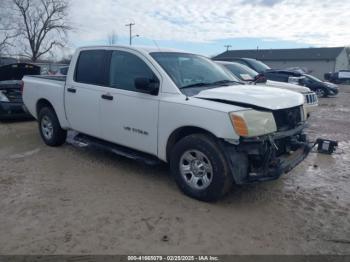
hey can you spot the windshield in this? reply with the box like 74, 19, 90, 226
150, 52, 238, 96
222, 63, 258, 81
245, 58, 270, 73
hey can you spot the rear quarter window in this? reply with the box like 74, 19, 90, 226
74, 50, 107, 85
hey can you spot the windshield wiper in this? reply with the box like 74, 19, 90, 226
180, 80, 242, 89
180, 82, 213, 89
211, 80, 243, 85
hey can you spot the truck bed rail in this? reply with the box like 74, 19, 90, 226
28, 75, 66, 82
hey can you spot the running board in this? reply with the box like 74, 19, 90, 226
68, 132, 161, 166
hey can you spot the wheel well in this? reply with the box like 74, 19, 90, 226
166, 126, 216, 162
36, 99, 54, 116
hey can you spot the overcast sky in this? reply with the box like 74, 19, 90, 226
65, 0, 349, 56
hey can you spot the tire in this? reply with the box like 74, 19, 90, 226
170, 134, 233, 202
38, 107, 67, 146
316, 88, 328, 98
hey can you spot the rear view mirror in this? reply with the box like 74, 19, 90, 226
135, 77, 159, 95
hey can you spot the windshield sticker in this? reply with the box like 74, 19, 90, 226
240, 74, 253, 81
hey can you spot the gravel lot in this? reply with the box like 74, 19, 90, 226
0, 86, 349, 255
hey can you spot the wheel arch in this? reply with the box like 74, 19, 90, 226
166, 126, 218, 162
36, 98, 55, 117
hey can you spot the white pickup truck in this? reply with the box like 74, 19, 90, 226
23, 46, 310, 201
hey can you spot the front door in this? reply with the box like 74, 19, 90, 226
99, 50, 160, 155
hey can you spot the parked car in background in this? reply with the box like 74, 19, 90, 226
263, 70, 339, 97
214, 57, 338, 98
215, 61, 318, 116
23, 46, 310, 201
0, 63, 40, 120
214, 57, 271, 74
325, 70, 350, 84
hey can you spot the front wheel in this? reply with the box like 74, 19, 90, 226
170, 134, 233, 202
316, 88, 327, 98
38, 107, 67, 147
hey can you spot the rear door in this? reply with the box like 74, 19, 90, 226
65, 50, 109, 137
99, 49, 160, 155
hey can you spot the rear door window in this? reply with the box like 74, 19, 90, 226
75, 50, 108, 85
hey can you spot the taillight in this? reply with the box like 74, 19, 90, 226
20, 80, 24, 94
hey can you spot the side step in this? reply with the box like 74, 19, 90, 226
67, 132, 161, 166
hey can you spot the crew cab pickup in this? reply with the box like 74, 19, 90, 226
23, 46, 310, 201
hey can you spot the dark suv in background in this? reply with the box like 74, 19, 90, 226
263, 70, 339, 97
0, 63, 40, 120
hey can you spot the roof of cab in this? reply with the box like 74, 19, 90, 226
77, 45, 187, 54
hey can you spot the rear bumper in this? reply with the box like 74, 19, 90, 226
220, 126, 311, 184
0, 102, 31, 120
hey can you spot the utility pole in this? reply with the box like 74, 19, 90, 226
125, 22, 135, 46
224, 45, 232, 52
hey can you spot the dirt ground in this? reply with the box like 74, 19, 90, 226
0, 87, 350, 255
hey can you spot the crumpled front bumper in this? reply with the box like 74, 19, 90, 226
220, 125, 311, 184
246, 142, 310, 183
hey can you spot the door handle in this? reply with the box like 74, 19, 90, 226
67, 88, 76, 93
101, 94, 114, 100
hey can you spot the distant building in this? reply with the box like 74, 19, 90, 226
213, 47, 349, 79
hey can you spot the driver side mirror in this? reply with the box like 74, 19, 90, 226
135, 77, 159, 95
254, 74, 267, 84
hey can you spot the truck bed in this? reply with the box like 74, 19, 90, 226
22, 75, 67, 123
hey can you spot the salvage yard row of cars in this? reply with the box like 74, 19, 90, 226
0, 45, 341, 201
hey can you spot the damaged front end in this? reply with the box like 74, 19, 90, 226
222, 100, 311, 184
220, 124, 311, 184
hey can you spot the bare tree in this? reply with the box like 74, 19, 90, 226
13, 0, 71, 62
0, 0, 18, 55
107, 31, 118, 45
0, 31, 14, 55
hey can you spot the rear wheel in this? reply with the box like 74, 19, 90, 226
38, 107, 67, 146
170, 134, 233, 202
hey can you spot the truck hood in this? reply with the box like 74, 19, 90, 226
265, 80, 311, 93
194, 85, 304, 110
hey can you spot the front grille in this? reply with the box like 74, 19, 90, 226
304, 92, 318, 105
1, 89, 23, 102
272, 106, 303, 131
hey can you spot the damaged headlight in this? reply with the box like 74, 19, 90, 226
229, 110, 277, 137
0, 91, 9, 102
